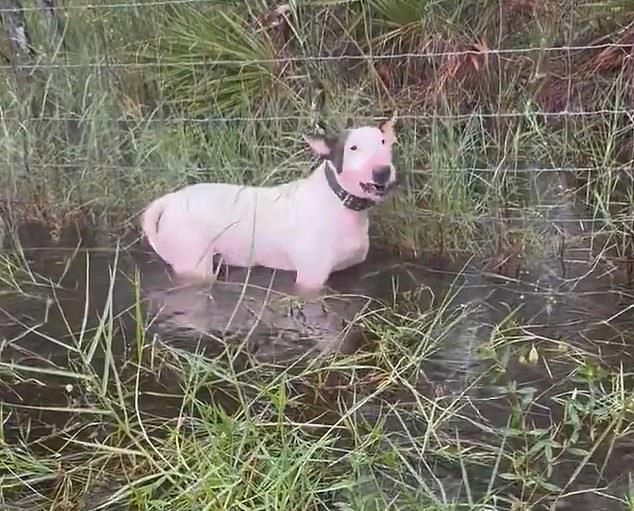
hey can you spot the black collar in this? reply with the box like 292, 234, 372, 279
324, 163, 375, 211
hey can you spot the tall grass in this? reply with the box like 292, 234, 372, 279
0, 0, 631, 264
1, 244, 632, 510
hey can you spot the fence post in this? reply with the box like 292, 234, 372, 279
0, 0, 33, 189
0, 0, 33, 67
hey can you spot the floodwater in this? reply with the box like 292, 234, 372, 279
1, 180, 633, 510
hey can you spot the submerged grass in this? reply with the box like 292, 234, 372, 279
0, 242, 633, 510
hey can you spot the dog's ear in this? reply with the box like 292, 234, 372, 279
304, 135, 337, 158
378, 112, 397, 145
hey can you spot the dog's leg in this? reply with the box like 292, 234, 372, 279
172, 257, 215, 281
294, 265, 332, 296
289, 231, 335, 296
171, 249, 217, 283
284, 266, 330, 321
172, 267, 216, 284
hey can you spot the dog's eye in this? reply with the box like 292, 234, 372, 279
381, 139, 385, 145
350, 145, 358, 151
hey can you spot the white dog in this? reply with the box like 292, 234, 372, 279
141, 117, 398, 293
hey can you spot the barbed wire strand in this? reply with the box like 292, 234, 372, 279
0, 0, 213, 12
1, 43, 633, 71
2, 109, 634, 124
0, 201, 625, 225
418, 217, 633, 224
12, 162, 634, 174
0, 0, 626, 29
387, 217, 634, 224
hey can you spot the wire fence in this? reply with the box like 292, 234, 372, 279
3, 109, 634, 122
18, 162, 634, 174
0, 0, 633, 258
2, 43, 634, 70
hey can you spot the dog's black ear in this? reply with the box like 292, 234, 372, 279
378, 111, 398, 144
304, 135, 337, 158
329, 136, 346, 174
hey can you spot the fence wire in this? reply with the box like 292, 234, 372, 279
1, 110, 634, 123
19, 162, 633, 174
1, 43, 634, 70
0, 0, 633, 251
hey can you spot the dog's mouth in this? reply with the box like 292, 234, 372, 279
359, 181, 395, 197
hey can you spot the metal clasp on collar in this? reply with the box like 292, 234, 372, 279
342, 194, 356, 208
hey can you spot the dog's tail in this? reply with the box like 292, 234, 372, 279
141, 194, 168, 254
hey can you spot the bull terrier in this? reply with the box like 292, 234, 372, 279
141, 116, 398, 294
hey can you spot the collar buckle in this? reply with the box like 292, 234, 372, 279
324, 163, 374, 212
342, 194, 355, 208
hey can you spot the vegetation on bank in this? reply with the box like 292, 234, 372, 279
1, 245, 632, 510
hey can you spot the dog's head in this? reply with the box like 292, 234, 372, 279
305, 116, 398, 202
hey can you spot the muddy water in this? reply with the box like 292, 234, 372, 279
0, 208, 633, 510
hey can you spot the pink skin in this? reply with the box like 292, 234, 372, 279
141, 118, 398, 297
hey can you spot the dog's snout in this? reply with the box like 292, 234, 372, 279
372, 166, 391, 184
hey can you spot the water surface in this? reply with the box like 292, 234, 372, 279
0, 213, 632, 510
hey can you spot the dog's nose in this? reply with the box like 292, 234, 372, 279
372, 166, 391, 184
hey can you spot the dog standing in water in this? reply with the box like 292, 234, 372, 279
141, 116, 398, 294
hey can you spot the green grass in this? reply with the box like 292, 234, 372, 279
0, 0, 632, 262
1, 0, 634, 510
0, 245, 633, 510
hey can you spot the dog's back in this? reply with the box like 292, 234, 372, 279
143, 180, 303, 275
